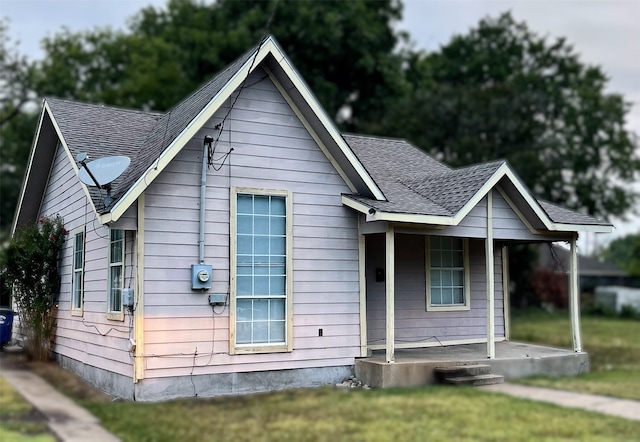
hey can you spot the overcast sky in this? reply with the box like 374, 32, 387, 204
3, 0, 639, 249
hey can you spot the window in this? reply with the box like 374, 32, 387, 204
71, 228, 85, 315
108, 229, 124, 319
426, 236, 470, 311
231, 188, 292, 353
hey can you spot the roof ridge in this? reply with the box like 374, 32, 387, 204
45, 97, 164, 117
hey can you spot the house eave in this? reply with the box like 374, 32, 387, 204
106, 36, 385, 223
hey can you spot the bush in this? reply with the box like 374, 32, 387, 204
1, 215, 67, 360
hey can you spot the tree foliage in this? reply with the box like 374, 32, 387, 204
1, 216, 67, 360
1, 4, 638, 244
0, 19, 35, 127
600, 233, 640, 276
373, 13, 639, 220
33, 0, 407, 125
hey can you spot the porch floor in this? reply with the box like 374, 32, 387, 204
355, 342, 589, 388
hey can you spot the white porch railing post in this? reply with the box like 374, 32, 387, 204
385, 226, 395, 363
569, 233, 582, 352
486, 191, 495, 359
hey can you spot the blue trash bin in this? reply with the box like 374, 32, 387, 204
0, 308, 15, 346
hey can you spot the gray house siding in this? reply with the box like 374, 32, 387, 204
140, 69, 361, 381
365, 233, 505, 346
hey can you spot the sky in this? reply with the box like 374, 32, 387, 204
2, 0, 639, 251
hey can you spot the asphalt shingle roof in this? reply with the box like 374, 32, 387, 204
47, 43, 260, 212
343, 134, 610, 227
43, 41, 610, 229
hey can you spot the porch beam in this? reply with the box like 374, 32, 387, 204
569, 234, 582, 352
486, 191, 495, 359
385, 226, 395, 363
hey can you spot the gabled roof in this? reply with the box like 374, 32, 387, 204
14, 36, 613, 236
14, 36, 384, 231
341, 134, 612, 233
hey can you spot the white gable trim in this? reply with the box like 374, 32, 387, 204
12, 105, 46, 235
264, 65, 357, 193
342, 162, 613, 233
103, 36, 383, 223
12, 102, 101, 234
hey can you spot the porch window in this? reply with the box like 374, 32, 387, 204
107, 229, 124, 320
426, 236, 470, 311
231, 188, 292, 353
71, 227, 85, 316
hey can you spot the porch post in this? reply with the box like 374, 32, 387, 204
358, 220, 368, 357
486, 191, 495, 359
569, 233, 582, 352
385, 225, 395, 363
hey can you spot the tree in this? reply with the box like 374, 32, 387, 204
0, 19, 35, 126
374, 13, 639, 221
0, 19, 39, 239
600, 233, 640, 276
1, 216, 67, 360
33, 0, 407, 127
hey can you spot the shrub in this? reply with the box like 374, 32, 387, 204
1, 215, 67, 360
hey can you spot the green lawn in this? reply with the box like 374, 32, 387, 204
84, 386, 640, 442
511, 310, 640, 400
0, 376, 55, 442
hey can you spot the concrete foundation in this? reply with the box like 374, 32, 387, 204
135, 365, 353, 402
356, 342, 589, 388
56, 353, 134, 400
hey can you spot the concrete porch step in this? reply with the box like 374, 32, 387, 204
434, 364, 492, 382
444, 373, 505, 386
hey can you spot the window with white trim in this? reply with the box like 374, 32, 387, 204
71, 228, 85, 315
426, 236, 470, 311
233, 190, 290, 350
108, 229, 124, 318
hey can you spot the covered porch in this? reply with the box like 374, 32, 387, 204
355, 341, 588, 388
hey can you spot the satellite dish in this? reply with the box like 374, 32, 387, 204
76, 154, 130, 207
78, 156, 130, 187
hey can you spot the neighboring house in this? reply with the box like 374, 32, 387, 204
13, 37, 612, 401
536, 244, 639, 299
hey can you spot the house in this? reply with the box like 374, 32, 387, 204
535, 244, 639, 307
13, 36, 612, 400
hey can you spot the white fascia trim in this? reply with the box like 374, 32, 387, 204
267, 38, 385, 201
264, 66, 358, 193
107, 43, 272, 223
12, 102, 101, 234
552, 223, 613, 233
341, 195, 455, 225
44, 103, 101, 219
11, 104, 46, 236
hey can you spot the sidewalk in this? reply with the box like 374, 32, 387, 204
1, 350, 121, 442
481, 383, 640, 421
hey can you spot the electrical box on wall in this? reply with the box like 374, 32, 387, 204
122, 288, 134, 306
208, 293, 226, 305
191, 264, 213, 290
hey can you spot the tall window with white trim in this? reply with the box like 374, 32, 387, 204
108, 229, 124, 317
235, 192, 288, 347
426, 236, 470, 311
71, 228, 85, 314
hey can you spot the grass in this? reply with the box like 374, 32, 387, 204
83, 386, 640, 442
0, 376, 55, 442
3, 311, 639, 441
511, 309, 640, 400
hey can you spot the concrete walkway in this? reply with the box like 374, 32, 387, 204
481, 383, 640, 421
1, 367, 121, 442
